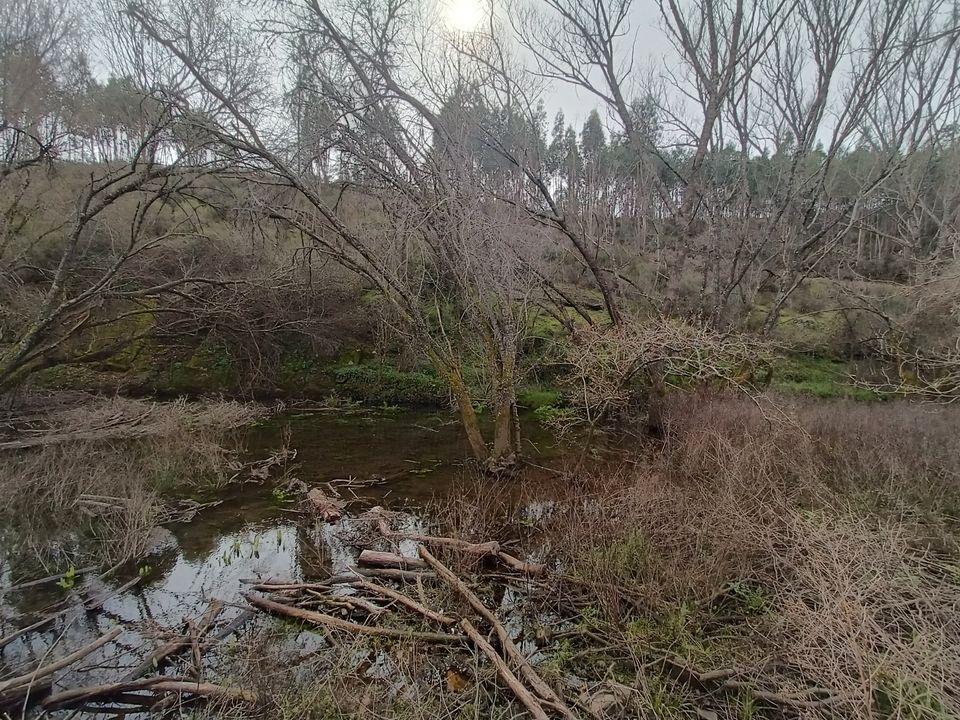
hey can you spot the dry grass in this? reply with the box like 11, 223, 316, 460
0, 395, 263, 569
522, 394, 960, 720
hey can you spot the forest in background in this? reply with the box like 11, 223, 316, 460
3, 0, 960, 463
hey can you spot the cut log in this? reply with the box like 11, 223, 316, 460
496, 551, 547, 577
461, 619, 550, 720
358, 550, 428, 571
306, 488, 344, 521
41, 676, 257, 709
0, 626, 123, 696
244, 593, 463, 645
352, 579, 457, 626
419, 547, 575, 719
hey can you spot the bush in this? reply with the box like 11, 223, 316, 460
332, 364, 447, 405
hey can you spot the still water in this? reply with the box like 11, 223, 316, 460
0, 407, 580, 712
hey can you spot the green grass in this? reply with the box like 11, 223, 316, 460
772, 354, 879, 400
332, 363, 447, 405
517, 384, 563, 409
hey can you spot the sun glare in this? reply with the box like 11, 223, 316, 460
443, 0, 487, 33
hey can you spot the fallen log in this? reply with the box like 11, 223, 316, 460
352, 579, 457, 626
419, 547, 575, 719
371, 507, 545, 575
244, 593, 463, 645
461, 619, 550, 720
41, 676, 257, 709
0, 626, 123, 696
326, 568, 436, 584
369, 507, 500, 556
358, 550, 428, 571
306, 488, 344, 521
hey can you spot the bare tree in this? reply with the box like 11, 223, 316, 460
125, 0, 545, 465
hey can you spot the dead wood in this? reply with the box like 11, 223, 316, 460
326, 568, 436, 584
0, 626, 123, 697
371, 506, 544, 574
0, 609, 70, 649
358, 549, 428, 571
461, 619, 550, 720
3, 565, 98, 593
352, 579, 458, 625
496, 551, 547, 576
369, 506, 500, 556
306, 488, 344, 521
419, 547, 575, 718
303, 589, 386, 618
244, 593, 463, 644
122, 600, 224, 681
41, 676, 257, 709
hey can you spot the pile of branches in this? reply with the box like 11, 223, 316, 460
0, 599, 256, 715
244, 503, 575, 719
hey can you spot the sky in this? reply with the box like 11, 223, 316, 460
440, 0, 677, 128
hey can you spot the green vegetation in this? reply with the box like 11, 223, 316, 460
332, 363, 447, 405
772, 354, 880, 400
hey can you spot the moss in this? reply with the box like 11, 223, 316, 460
772, 354, 879, 400
158, 338, 240, 393
332, 363, 447, 405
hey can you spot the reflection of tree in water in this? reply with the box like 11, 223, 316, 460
296, 522, 332, 580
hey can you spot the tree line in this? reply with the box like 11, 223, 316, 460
3, 0, 960, 463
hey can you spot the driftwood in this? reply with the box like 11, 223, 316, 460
352, 579, 457, 626
0, 626, 123, 696
122, 600, 224, 681
461, 619, 550, 720
419, 547, 574, 719
244, 593, 463, 645
306, 488, 344, 521
358, 550, 428, 571
41, 676, 257, 709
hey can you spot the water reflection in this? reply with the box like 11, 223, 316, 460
0, 406, 578, 713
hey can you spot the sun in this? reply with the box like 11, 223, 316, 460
442, 0, 487, 33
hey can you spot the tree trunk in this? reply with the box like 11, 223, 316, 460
446, 370, 489, 462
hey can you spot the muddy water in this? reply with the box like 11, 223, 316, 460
0, 407, 575, 713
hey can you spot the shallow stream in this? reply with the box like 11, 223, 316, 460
0, 407, 584, 714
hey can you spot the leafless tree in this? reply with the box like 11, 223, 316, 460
124, 0, 548, 465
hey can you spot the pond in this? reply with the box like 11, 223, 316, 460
0, 406, 594, 715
